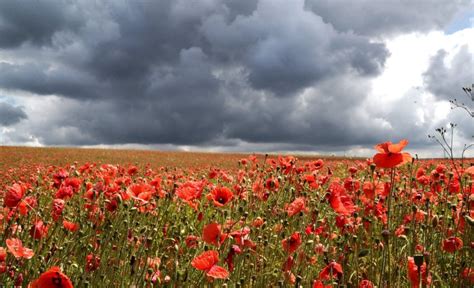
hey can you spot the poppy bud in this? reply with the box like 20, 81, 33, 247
370, 163, 376, 172
358, 249, 369, 258
413, 254, 424, 268
381, 229, 390, 242
432, 215, 439, 228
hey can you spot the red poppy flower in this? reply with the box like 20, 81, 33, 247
55, 186, 74, 200
51, 199, 65, 221
461, 268, 474, 284
313, 280, 331, 288
207, 186, 233, 207
407, 257, 431, 288
202, 223, 226, 246
359, 279, 374, 288
319, 261, 343, 281
176, 181, 204, 209
225, 245, 242, 272
286, 197, 308, 217
442, 236, 463, 253
4, 184, 25, 208
373, 139, 412, 168
465, 166, 474, 177
328, 182, 356, 215
6, 238, 34, 259
264, 177, 279, 191
0, 247, 6, 262
63, 220, 79, 232
29, 266, 73, 288
191, 250, 229, 279
127, 183, 154, 202
282, 255, 294, 272
185, 235, 199, 248
30, 220, 48, 240
282, 232, 302, 254
85, 254, 101, 272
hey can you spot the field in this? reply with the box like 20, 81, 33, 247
0, 145, 473, 287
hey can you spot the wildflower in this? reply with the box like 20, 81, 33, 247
461, 268, 474, 284
176, 181, 204, 209
6, 238, 34, 259
313, 280, 331, 288
202, 223, 226, 246
359, 279, 374, 288
0, 247, 6, 262
282, 232, 302, 254
4, 184, 25, 208
224, 245, 242, 272
183, 235, 198, 248
264, 177, 279, 191
30, 220, 48, 240
29, 266, 73, 288
51, 199, 65, 221
373, 139, 412, 168
319, 261, 343, 281
442, 236, 463, 253
286, 197, 308, 217
191, 250, 229, 279
62, 220, 79, 232
207, 186, 233, 207
327, 182, 356, 215
55, 186, 74, 200
252, 217, 265, 228
407, 256, 431, 288
85, 254, 101, 272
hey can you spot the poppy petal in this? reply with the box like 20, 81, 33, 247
373, 153, 404, 169
388, 139, 408, 153
191, 250, 219, 271
202, 223, 222, 246
206, 265, 229, 279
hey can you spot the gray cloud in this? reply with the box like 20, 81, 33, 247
423, 45, 473, 140
0, 0, 82, 48
304, 0, 472, 37
0, 102, 27, 126
423, 45, 473, 102
0, 0, 470, 151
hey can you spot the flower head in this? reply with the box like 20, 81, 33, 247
207, 186, 233, 207
29, 266, 73, 288
373, 139, 412, 168
6, 238, 34, 259
191, 250, 229, 279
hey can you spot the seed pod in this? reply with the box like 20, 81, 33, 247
358, 249, 369, 258
414, 254, 424, 267
432, 215, 439, 228
381, 229, 390, 242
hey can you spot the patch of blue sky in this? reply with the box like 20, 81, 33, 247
0, 95, 18, 106
444, 9, 473, 34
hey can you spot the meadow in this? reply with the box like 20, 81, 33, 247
0, 143, 472, 287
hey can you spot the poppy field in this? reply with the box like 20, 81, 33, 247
0, 143, 473, 287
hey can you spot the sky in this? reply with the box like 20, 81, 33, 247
0, 0, 473, 157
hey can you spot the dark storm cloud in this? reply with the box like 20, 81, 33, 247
0, 0, 469, 150
0, 102, 27, 126
0, 62, 102, 99
304, 0, 472, 37
201, 1, 388, 95
0, 0, 82, 48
